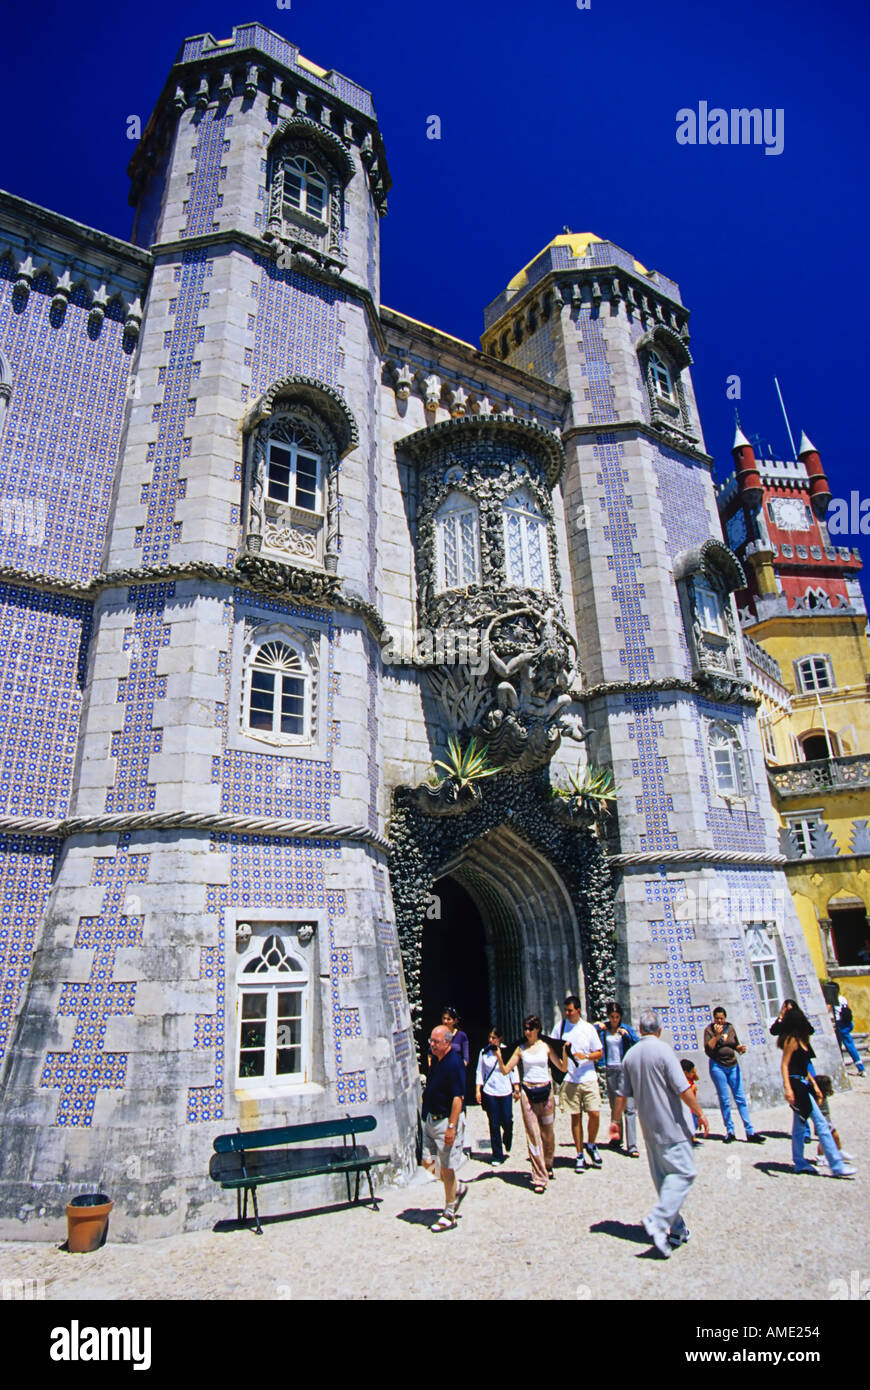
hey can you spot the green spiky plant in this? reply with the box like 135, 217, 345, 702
431, 734, 502, 790
555, 764, 619, 816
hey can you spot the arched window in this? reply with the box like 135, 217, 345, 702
649, 350, 674, 402
283, 154, 328, 220
435, 492, 481, 591
796, 655, 834, 694
502, 487, 551, 590
236, 930, 310, 1084
266, 422, 322, 514
707, 721, 749, 798
247, 639, 309, 739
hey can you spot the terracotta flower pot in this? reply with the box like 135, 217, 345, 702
65, 1193, 113, 1253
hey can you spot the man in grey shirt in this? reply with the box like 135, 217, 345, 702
612, 1009, 709, 1258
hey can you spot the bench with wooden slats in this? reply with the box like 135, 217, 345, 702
209, 1115, 389, 1233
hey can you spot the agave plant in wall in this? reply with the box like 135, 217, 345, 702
554, 764, 619, 824
432, 734, 502, 790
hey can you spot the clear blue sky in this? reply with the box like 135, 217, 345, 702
2, 0, 867, 565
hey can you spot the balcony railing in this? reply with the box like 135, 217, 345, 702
769, 753, 870, 798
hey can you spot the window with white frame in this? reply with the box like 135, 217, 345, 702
649, 350, 675, 402
784, 812, 822, 857
247, 639, 309, 739
434, 492, 481, 591
707, 721, 749, 797
237, 931, 311, 1084
282, 154, 328, 221
502, 487, 551, 590
694, 577, 725, 634
744, 921, 788, 1024
266, 425, 323, 513
796, 655, 833, 693
758, 712, 777, 762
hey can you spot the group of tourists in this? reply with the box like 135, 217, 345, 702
419, 992, 863, 1248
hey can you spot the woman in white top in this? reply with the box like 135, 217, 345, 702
475, 1028, 520, 1166
496, 1015, 568, 1192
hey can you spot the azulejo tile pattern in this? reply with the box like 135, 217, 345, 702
694, 701, 766, 854
0, 262, 131, 584
644, 876, 709, 1052
106, 585, 172, 813
192, 835, 364, 1121
40, 838, 149, 1126
0, 834, 55, 1070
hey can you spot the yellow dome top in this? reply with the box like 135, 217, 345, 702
506, 232, 649, 293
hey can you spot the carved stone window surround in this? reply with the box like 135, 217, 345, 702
227, 609, 330, 760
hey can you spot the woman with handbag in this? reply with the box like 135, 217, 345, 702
475, 1028, 519, 1166
495, 1015, 568, 1193
777, 1004, 856, 1179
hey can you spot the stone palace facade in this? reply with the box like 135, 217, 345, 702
0, 23, 839, 1238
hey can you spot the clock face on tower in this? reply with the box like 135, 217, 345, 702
726, 510, 747, 548
768, 497, 812, 532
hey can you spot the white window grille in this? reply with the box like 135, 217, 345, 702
283, 155, 328, 220
707, 721, 749, 797
247, 640, 308, 738
796, 655, 833, 693
744, 922, 787, 1024
502, 488, 551, 590
694, 577, 725, 634
784, 813, 822, 858
266, 427, 322, 513
649, 350, 674, 401
237, 931, 311, 1084
758, 713, 777, 762
434, 493, 481, 591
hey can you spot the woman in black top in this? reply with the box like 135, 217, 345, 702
777, 1005, 855, 1178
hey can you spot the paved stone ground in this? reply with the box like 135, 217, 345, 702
1, 1077, 868, 1302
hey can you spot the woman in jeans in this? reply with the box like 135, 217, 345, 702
596, 1002, 639, 1156
475, 1028, 518, 1166
496, 1015, 567, 1193
777, 1004, 857, 1179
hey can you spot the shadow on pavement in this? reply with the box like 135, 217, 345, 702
753, 1161, 803, 1176
211, 1199, 378, 1234
395, 1206, 442, 1225
588, 1219, 651, 1246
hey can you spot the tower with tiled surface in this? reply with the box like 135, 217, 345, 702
0, 25, 415, 1239
481, 234, 840, 1093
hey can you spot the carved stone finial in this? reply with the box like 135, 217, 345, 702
235, 921, 253, 952
422, 374, 442, 413
172, 85, 188, 113
297, 922, 315, 945
218, 72, 234, 103
448, 385, 468, 418
195, 77, 210, 109
245, 65, 259, 99
394, 363, 414, 401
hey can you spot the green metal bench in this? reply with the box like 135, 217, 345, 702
209, 1115, 389, 1233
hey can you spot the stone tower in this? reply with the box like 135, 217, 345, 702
480, 234, 842, 1098
0, 24, 417, 1239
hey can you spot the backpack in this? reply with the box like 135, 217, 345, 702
838, 1001, 853, 1030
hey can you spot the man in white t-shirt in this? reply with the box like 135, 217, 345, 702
561, 994, 604, 1172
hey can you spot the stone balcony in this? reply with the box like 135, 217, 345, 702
770, 752, 870, 799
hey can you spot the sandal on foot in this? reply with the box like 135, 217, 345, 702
532, 1183, 546, 1194
430, 1211, 457, 1232
453, 1182, 468, 1212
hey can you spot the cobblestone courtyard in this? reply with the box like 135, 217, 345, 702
1, 1078, 867, 1302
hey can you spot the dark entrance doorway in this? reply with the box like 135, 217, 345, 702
421, 875, 490, 1097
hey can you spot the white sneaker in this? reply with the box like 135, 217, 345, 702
833, 1164, 857, 1179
